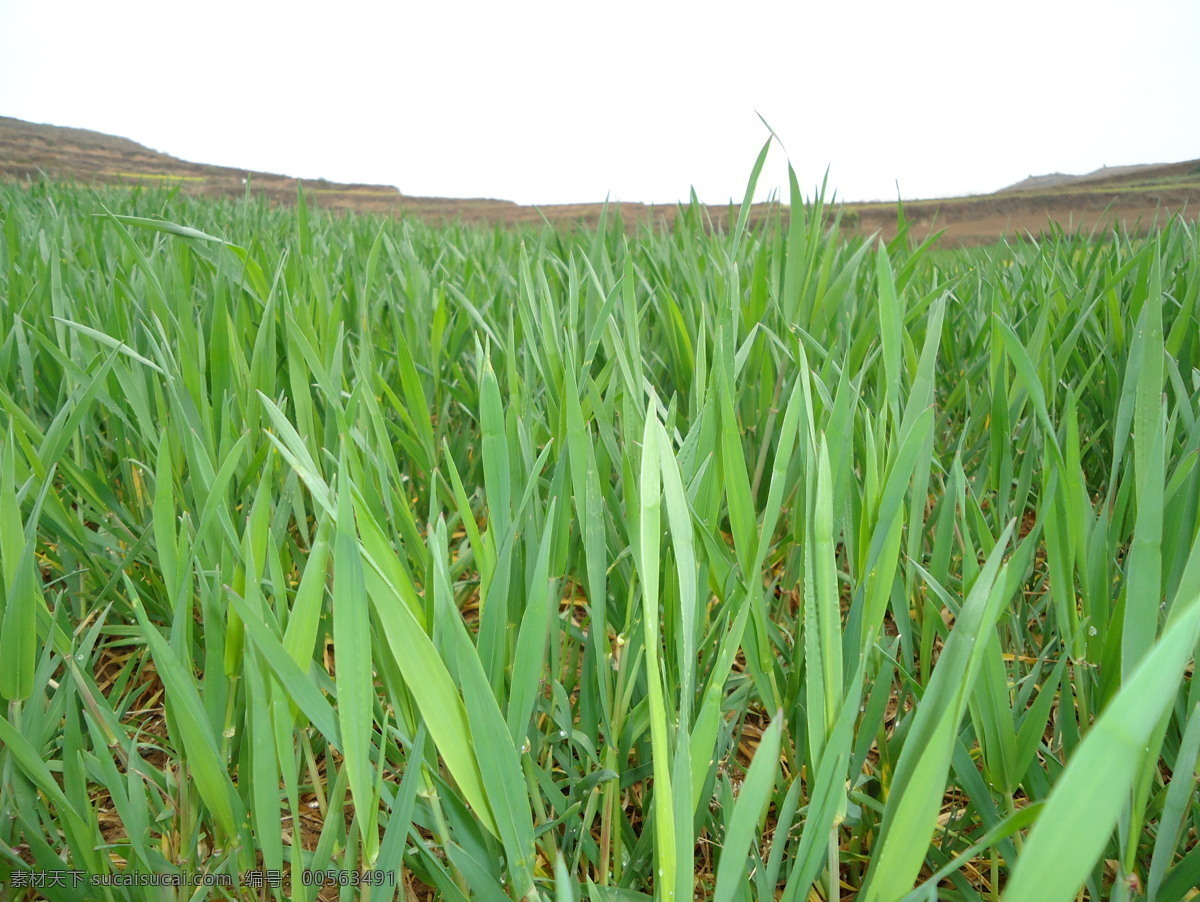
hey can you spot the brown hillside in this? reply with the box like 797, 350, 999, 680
2, 116, 1198, 245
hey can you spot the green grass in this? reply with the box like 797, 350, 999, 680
1, 163, 1199, 902
111, 173, 208, 183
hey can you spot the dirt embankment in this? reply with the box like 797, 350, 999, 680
2, 116, 1197, 245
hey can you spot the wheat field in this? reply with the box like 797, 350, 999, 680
1, 156, 1199, 901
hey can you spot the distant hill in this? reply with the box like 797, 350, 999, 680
2, 115, 1198, 245
0, 115, 527, 221
1000, 160, 1200, 193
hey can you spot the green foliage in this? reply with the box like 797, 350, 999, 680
1, 173, 1199, 902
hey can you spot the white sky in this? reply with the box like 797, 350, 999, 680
2, 0, 1198, 205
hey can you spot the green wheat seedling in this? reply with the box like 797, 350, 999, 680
0, 161, 1199, 902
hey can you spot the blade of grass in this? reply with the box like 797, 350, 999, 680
712, 712, 783, 902
1002, 589, 1200, 902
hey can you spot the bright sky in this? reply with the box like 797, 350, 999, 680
3, 0, 1198, 206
